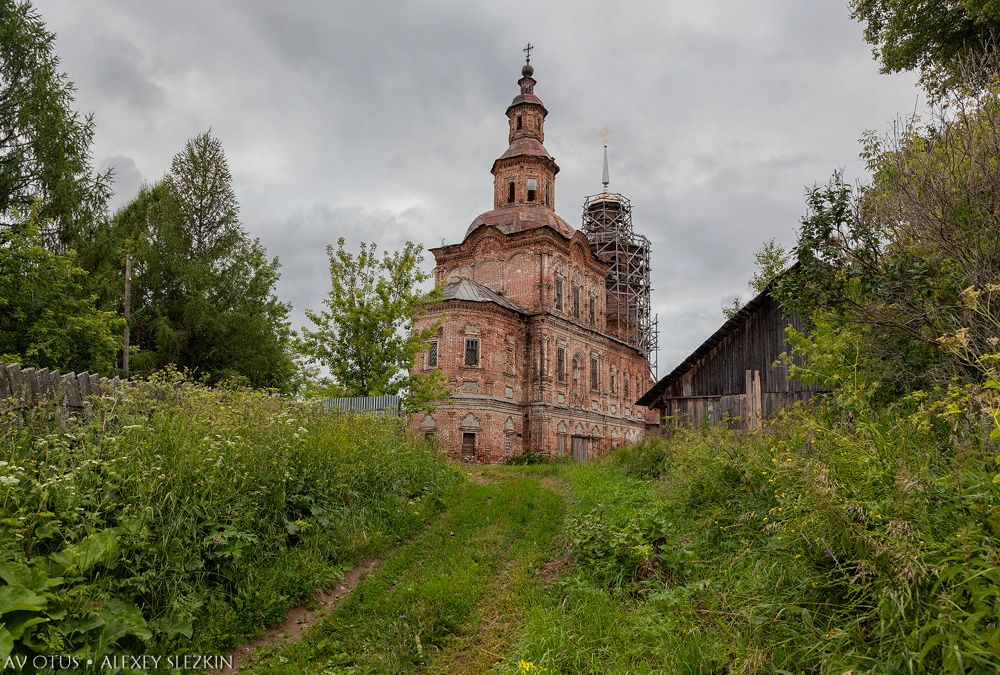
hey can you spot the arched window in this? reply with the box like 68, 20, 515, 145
508, 180, 515, 203
527, 178, 537, 202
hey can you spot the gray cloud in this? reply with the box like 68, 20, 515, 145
36, 0, 921, 376
97, 155, 143, 211
90, 37, 165, 111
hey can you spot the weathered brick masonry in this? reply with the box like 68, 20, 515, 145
410, 58, 656, 462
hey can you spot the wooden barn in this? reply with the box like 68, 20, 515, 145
637, 280, 823, 429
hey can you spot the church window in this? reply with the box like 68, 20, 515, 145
557, 346, 566, 382
554, 276, 564, 311
507, 180, 515, 203
427, 340, 438, 368
464, 338, 480, 367
527, 178, 537, 202
516, 114, 523, 130
573, 285, 581, 318
590, 355, 599, 390
545, 179, 551, 206
589, 295, 596, 326
611, 369, 617, 394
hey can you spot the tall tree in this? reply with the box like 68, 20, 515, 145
92, 132, 295, 389
166, 130, 239, 259
0, 206, 121, 372
778, 65, 1000, 393
722, 237, 790, 318
850, 0, 1000, 93
0, 0, 110, 247
299, 238, 438, 397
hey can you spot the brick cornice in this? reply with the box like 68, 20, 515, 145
432, 224, 609, 277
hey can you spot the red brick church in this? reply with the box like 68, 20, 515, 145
410, 52, 657, 462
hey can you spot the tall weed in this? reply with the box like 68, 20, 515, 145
0, 377, 457, 664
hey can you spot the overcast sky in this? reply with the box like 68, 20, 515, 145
37, 0, 921, 375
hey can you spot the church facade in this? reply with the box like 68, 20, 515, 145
410, 56, 656, 463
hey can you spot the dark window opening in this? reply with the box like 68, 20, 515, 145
507, 181, 515, 203
462, 432, 476, 458
554, 277, 564, 311
589, 296, 596, 326
590, 355, 599, 390
464, 338, 480, 367
516, 114, 523, 130
545, 179, 551, 206
557, 347, 566, 382
527, 178, 537, 202
427, 340, 438, 368
573, 285, 581, 318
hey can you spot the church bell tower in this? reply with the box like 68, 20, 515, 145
491, 44, 560, 210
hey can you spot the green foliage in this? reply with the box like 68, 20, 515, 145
849, 0, 1000, 94
722, 237, 790, 318
299, 238, 438, 397
246, 477, 561, 673
720, 296, 743, 320
504, 449, 546, 465
84, 132, 295, 389
611, 437, 670, 479
779, 76, 1000, 393
0, 0, 110, 248
0, 379, 457, 663
506, 372, 1000, 672
402, 368, 451, 414
568, 507, 687, 592
0, 209, 121, 373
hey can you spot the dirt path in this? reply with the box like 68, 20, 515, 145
217, 554, 385, 673
219, 468, 572, 673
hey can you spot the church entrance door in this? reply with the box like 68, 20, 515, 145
571, 436, 588, 462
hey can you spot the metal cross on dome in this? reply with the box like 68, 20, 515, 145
523, 42, 534, 63
600, 126, 612, 148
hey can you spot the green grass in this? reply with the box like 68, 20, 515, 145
245, 470, 563, 673
498, 390, 1000, 674
4, 372, 995, 673
0, 378, 458, 666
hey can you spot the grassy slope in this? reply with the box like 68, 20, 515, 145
499, 463, 701, 674
245, 470, 563, 673
500, 402, 1000, 674
0, 382, 458, 664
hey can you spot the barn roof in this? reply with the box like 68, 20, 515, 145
636, 264, 797, 407
438, 277, 525, 314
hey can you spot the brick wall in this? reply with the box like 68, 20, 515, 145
410, 226, 656, 464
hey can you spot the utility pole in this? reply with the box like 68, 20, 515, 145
123, 253, 132, 378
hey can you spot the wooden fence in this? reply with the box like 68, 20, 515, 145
321, 394, 403, 417
0, 362, 405, 419
0, 362, 121, 410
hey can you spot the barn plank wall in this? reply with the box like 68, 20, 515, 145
653, 297, 822, 429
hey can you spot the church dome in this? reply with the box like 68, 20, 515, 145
465, 203, 575, 240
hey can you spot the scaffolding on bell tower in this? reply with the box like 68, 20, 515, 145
581, 132, 658, 377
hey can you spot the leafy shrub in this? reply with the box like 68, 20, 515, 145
567, 506, 688, 592
0, 376, 458, 663
611, 438, 670, 478
505, 450, 546, 465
